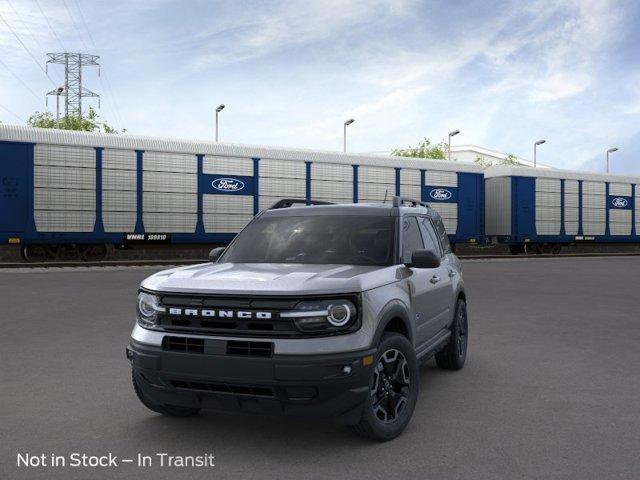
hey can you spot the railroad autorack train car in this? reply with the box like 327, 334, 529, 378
0, 125, 484, 262
484, 165, 640, 254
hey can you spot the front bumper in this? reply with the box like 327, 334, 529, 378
128, 339, 376, 424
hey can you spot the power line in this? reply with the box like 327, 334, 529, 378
0, 57, 42, 101
0, 11, 57, 87
61, 0, 89, 51
69, 0, 124, 129
34, 0, 66, 52
0, 102, 24, 122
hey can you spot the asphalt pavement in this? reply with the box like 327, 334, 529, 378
1, 257, 639, 480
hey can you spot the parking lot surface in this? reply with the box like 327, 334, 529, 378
1, 257, 639, 480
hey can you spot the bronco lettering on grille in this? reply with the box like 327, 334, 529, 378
167, 308, 273, 319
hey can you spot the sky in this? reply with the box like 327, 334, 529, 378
1, 0, 639, 174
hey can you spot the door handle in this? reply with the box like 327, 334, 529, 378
430, 275, 440, 284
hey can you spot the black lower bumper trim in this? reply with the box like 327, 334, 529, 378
128, 340, 375, 424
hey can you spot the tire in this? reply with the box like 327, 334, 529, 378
131, 371, 200, 417
508, 244, 524, 255
435, 299, 468, 370
348, 333, 419, 441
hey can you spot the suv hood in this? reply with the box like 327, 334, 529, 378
141, 262, 399, 295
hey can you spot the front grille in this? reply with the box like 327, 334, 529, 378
226, 340, 273, 357
171, 380, 274, 397
162, 336, 204, 353
157, 294, 301, 337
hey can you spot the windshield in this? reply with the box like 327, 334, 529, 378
221, 215, 396, 266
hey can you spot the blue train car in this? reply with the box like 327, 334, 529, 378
0, 125, 484, 261
485, 165, 640, 254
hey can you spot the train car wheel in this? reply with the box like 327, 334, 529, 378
508, 244, 524, 255
551, 243, 562, 255
80, 244, 107, 262
22, 245, 49, 263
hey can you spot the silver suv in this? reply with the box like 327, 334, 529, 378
127, 196, 468, 441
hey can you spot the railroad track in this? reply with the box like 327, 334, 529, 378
1, 251, 640, 268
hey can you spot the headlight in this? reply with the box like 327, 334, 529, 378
281, 299, 358, 334
136, 291, 164, 327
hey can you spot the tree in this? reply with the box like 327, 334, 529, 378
27, 107, 125, 133
474, 152, 522, 169
392, 138, 450, 160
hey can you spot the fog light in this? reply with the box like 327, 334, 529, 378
342, 365, 352, 375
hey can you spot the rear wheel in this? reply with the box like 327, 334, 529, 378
348, 333, 419, 441
132, 371, 200, 417
435, 299, 468, 370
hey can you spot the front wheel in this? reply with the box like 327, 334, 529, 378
348, 333, 419, 441
435, 298, 468, 370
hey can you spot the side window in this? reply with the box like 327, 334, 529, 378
401, 217, 424, 264
430, 212, 452, 254
419, 217, 443, 257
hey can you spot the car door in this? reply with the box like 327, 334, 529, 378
400, 216, 449, 348
418, 216, 454, 332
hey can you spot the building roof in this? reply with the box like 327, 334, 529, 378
484, 164, 640, 184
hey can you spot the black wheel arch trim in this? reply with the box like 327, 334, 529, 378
371, 300, 413, 347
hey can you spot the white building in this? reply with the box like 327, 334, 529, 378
450, 145, 551, 169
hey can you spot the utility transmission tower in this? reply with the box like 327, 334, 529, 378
46, 53, 100, 118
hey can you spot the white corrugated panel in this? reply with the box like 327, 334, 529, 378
103, 149, 136, 170
358, 182, 395, 202
311, 163, 352, 181
609, 183, 632, 196
103, 169, 136, 191
34, 144, 95, 168
359, 166, 395, 184
426, 170, 457, 187
260, 177, 306, 197
311, 180, 352, 199
103, 211, 136, 232
143, 192, 197, 213
609, 209, 632, 235
203, 195, 253, 215
143, 151, 196, 173
204, 156, 253, 176
34, 210, 95, 232
399, 184, 421, 199
143, 171, 197, 194
34, 188, 95, 211
204, 214, 253, 233
535, 178, 561, 193
103, 190, 136, 212
400, 168, 420, 186
34, 165, 95, 190
430, 203, 457, 233
143, 213, 197, 232
259, 159, 306, 179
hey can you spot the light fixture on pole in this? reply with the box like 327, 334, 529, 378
448, 129, 460, 161
343, 118, 355, 152
534, 139, 546, 167
215, 104, 225, 142
606, 147, 618, 173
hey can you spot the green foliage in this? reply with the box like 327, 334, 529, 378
27, 107, 125, 133
474, 152, 522, 169
392, 138, 450, 160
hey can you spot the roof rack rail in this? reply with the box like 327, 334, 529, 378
269, 198, 334, 210
391, 196, 430, 208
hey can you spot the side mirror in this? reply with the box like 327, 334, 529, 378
405, 249, 440, 269
209, 247, 225, 263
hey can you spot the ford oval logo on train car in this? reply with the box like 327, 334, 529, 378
611, 197, 628, 208
429, 188, 452, 201
212, 178, 245, 192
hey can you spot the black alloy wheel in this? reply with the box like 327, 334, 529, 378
371, 348, 411, 423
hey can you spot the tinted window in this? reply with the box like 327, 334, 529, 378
401, 217, 424, 263
221, 215, 396, 266
419, 217, 442, 257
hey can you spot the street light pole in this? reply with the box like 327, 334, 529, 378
448, 129, 460, 161
343, 118, 354, 152
606, 147, 618, 173
534, 139, 546, 167
215, 104, 225, 142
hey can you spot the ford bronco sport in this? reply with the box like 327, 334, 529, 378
127, 196, 468, 441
